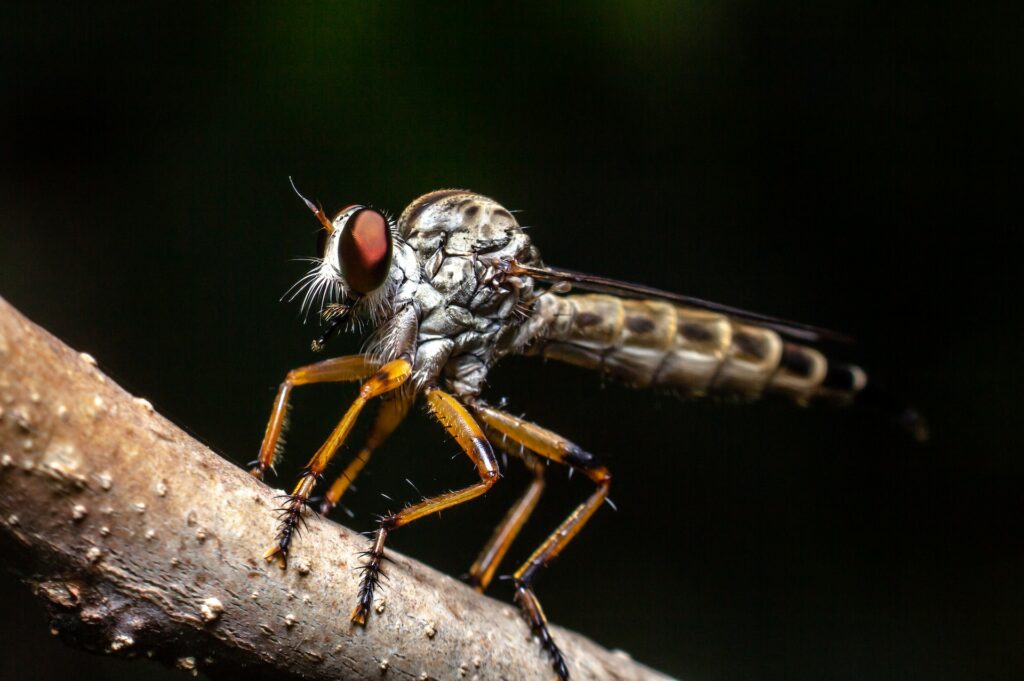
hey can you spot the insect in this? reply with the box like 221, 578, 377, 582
250, 187, 915, 679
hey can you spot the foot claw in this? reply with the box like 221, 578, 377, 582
263, 544, 287, 568
350, 604, 369, 626
462, 572, 485, 593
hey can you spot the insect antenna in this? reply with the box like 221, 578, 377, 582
289, 176, 333, 231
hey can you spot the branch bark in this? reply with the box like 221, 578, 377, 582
0, 296, 674, 681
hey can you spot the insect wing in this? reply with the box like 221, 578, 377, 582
511, 261, 854, 344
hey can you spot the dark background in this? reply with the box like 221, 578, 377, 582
1, 2, 1020, 680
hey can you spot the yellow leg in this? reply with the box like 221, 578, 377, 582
471, 402, 611, 681
350, 387, 499, 625
263, 358, 411, 567
319, 394, 411, 516
467, 434, 546, 592
473, 402, 602, 470
251, 354, 379, 479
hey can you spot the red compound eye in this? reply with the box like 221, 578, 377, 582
339, 208, 393, 294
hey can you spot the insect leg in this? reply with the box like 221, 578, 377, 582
471, 402, 611, 681
251, 354, 380, 479
466, 433, 545, 593
318, 393, 411, 516
263, 358, 411, 567
351, 387, 499, 625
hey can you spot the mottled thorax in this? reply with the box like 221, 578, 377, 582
389, 190, 543, 396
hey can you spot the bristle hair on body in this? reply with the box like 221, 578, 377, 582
269, 403, 292, 469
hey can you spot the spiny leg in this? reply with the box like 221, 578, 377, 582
513, 475, 609, 681
264, 358, 411, 567
472, 402, 611, 681
351, 387, 499, 625
318, 392, 411, 517
467, 432, 545, 593
251, 354, 379, 479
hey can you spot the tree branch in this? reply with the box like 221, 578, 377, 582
0, 297, 674, 681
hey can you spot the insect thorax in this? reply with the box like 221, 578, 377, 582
370, 190, 543, 397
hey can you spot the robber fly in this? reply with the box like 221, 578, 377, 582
250, 188, 919, 679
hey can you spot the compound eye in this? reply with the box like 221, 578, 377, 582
339, 208, 393, 294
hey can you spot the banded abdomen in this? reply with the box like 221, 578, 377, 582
526, 293, 866, 405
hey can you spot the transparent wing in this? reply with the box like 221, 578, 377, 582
508, 261, 854, 344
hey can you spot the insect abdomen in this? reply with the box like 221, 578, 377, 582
528, 293, 865, 404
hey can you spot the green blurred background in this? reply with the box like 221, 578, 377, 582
0, 2, 1020, 679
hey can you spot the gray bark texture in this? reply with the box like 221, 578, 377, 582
0, 296, 675, 681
